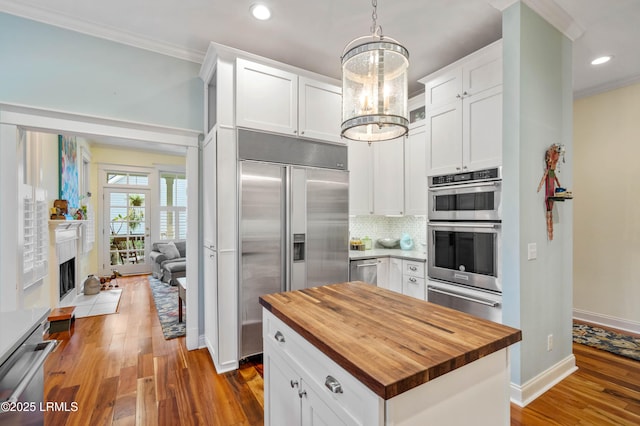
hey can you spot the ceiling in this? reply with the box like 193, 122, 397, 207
2, 0, 639, 153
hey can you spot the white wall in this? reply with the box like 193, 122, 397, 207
502, 2, 574, 397
573, 82, 640, 331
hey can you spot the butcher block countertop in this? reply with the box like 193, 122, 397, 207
259, 281, 522, 400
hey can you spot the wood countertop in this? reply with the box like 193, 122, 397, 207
259, 281, 522, 400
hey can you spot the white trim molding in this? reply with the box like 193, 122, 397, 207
510, 355, 577, 407
490, 0, 584, 41
0, 1, 204, 64
573, 309, 640, 335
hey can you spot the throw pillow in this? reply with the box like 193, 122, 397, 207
159, 241, 180, 260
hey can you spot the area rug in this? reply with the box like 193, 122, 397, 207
64, 289, 122, 318
573, 323, 640, 361
148, 276, 186, 339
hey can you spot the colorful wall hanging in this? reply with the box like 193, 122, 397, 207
537, 143, 572, 240
58, 135, 79, 209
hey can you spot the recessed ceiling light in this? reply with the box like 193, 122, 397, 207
250, 3, 271, 20
591, 55, 612, 66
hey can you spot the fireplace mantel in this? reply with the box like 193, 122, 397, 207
48, 221, 86, 308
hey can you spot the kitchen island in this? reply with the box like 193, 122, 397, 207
259, 281, 521, 426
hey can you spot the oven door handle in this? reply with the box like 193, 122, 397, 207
428, 286, 500, 307
428, 181, 500, 191
428, 222, 501, 229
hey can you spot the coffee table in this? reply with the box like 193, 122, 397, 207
176, 277, 187, 322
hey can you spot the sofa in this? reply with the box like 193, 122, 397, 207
149, 240, 186, 285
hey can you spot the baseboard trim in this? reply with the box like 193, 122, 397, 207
573, 309, 640, 334
510, 354, 577, 407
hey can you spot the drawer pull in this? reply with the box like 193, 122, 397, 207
290, 380, 298, 389
409, 266, 417, 271
298, 389, 307, 399
409, 277, 417, 283
325, 376, 343, 394
274, 331, 285, 343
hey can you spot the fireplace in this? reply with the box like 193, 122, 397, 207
59, 257, 76, 300
49, 221, 83, 308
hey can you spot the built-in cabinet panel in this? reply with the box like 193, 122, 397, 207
236, 58, 342, 143
202, 131, 216, 249
203, 246, 218, 359
420, 40, 503, 177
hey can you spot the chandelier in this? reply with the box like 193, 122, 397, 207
341, 0, 409, 142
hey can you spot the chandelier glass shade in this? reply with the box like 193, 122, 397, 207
341, 3, 409, 142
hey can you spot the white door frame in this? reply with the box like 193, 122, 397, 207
0, 103, 201, 350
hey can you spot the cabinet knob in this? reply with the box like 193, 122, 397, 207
301, 131, 305, 135
456, 94, 462, 99
409, 277, 417, 283
409, 266, 417, 271
456, 167, 461, 171
298, 389, 307, 399
463, 166, 468, 170
463, 91, 468, 96
325, 376, 343, 394
293, 130, 297, 134
274, 331, 285, 343
290, 380, 299, 389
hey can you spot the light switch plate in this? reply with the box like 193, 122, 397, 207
527, 243, 537, 260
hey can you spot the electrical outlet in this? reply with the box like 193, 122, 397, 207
547, 334, 553, 351
527, 243, 537, 260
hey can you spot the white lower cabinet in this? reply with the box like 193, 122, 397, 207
388, 258, 403, 294
376, 258, 389, 290
263, 308, 511, 426
402, 259, 426, 301
264, 310, 382, 426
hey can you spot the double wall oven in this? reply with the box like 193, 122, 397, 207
427, 168, 503, 323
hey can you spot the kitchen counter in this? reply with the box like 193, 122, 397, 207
260, 281, 521, 400
349, 248, 426, 262
0, 307, 50, 365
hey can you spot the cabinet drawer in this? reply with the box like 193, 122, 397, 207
263, 310, 382, 425
402, 275, 426, 301
402, 260, 425, 278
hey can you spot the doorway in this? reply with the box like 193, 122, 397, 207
104, 187, 151, 275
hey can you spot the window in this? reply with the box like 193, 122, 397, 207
159, 172, 187, 240
106, 172, 149, 186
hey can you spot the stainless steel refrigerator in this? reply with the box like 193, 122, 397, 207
238, 130, 349, 360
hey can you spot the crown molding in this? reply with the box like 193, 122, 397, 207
490, 0, 584, 41
0, 1, 205, 64
573, 74, 640, 100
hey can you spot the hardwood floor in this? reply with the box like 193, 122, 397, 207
44, 275, 264, 426
44, 275, 640, 425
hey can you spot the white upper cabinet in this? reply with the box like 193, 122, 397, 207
348, 137, 404, 216
236, 59, 343, 143
298, 77, 342, 143
420, 41, 503, 176
348, 140, 374, 216
404, 126, 427, 216
236, 58, 298, 136
373, 137, 405, 216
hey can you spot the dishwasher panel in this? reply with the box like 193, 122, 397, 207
349, 259, 378, 285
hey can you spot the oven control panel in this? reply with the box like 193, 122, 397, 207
430, 167, 500, 187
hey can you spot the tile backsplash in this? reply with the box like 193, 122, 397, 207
349, 215, 427, 252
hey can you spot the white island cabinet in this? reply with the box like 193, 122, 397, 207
261, 282, 522, 426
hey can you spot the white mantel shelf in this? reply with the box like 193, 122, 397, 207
49, 220, 87, 230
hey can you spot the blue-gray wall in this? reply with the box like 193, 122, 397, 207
0, 13, 203, 131
502, 3, 574, 386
